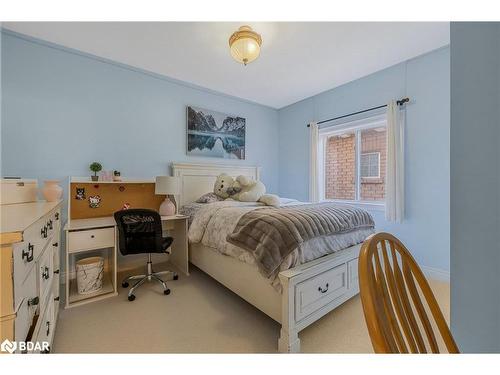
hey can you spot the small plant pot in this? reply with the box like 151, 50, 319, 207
91, 176, 99, 182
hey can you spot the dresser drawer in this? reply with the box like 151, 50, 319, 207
46, 208, 61, 241
14, 297, 37, 345
14, 266, 37, 313
52, 277, 60, 322
68, 227, 115, 253
13, 241, 37, 287
33, 294, 55, 353
52, 240, 61, 315
13, 215, 55, 282
295, 263, 348, 322
52, 239, 60, 273
38, 247, 54, 310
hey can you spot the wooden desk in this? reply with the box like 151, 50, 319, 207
63, 215, 188, 309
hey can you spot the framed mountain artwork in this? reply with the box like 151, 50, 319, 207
186, 106, 246, 159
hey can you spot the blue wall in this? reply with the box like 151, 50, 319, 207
450, 22, 500, 353
278, 47, 451, 273
1, 30, 451, 274
0, 31, 279, 197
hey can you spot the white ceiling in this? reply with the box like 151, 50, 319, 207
3, 22, 449, 109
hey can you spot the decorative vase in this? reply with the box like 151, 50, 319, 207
159, 196, 176, 216
42, 180, 63, 202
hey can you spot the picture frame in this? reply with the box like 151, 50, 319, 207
186, 106, 246, 159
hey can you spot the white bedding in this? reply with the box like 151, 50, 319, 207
183, 200, 374, 291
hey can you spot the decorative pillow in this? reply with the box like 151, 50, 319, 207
195, 192, 225, 203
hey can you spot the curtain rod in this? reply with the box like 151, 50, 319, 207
306, 97, 410, 128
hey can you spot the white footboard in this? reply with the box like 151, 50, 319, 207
278, 244, 361, 353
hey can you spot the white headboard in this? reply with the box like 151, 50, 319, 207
171, 162, 260, 207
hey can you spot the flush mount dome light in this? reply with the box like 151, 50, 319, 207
229, 25, 262, 66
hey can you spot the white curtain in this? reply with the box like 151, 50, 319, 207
385, 101, 405, 222
309, 122, 320, 203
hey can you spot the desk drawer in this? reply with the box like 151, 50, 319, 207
68, 227, 115, 253
295, 263, 347, 322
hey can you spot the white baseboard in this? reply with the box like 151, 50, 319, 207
421, 265, 450, 282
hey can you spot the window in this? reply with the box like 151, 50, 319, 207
319, 115, 386, 204
360, 152, 380, 178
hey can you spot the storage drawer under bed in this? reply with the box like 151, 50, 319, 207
294, 263, 348, 322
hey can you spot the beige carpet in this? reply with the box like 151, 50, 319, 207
53, 264, 450, 353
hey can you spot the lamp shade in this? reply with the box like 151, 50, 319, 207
229, 26, 262, 65
155, 176, 180, 195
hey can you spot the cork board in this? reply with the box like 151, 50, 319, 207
70, 182, 166, 220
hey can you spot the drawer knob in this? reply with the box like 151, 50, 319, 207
22, 243, 34, 262
318, 283, 329, 294
91, 235, 95, 238
47, 220, 53, 230
28, 296, 39, 306
55, 212, 60, 220
54, 269, 60, 274
53, 242, 58, 247
54, 296, 60, 302
42, 266, 50, 280
46, 321, 51, 336
41, 226, 48, 238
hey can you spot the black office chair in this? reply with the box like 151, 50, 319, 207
114, 209, 178, 301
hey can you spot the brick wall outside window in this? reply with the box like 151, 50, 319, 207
325, 128, 386, 201
325, 134, 356, 200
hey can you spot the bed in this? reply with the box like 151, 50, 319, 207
172, 162, 374, 353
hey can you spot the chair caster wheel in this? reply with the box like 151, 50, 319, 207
122, 282, 129, 288
173, 274, 179, 280
164, 289, 171, 295
128, 294, 136, 301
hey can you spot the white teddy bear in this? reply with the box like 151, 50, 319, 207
231, 175, 266, 202
213, 173, 236, 199
213, 173, 280, 207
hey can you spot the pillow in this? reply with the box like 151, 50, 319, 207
195, 192, 225, 203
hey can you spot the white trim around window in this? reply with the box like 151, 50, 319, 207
323, 199, 386, 212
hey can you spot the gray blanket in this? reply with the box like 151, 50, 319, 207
226, 203, 375, 277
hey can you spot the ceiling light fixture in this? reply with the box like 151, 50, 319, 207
229, 25, 262, 66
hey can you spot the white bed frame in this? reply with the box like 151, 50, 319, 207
172, 162, 361, 353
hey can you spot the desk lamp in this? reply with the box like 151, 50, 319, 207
155, 176, 180, 216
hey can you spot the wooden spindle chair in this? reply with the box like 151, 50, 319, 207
358, 232, 459, 353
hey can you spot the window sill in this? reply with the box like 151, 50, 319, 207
322, 199, 385, 212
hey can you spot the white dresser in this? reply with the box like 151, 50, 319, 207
0, 200, 62, 354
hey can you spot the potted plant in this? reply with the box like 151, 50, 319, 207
89, 162, 102, 181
